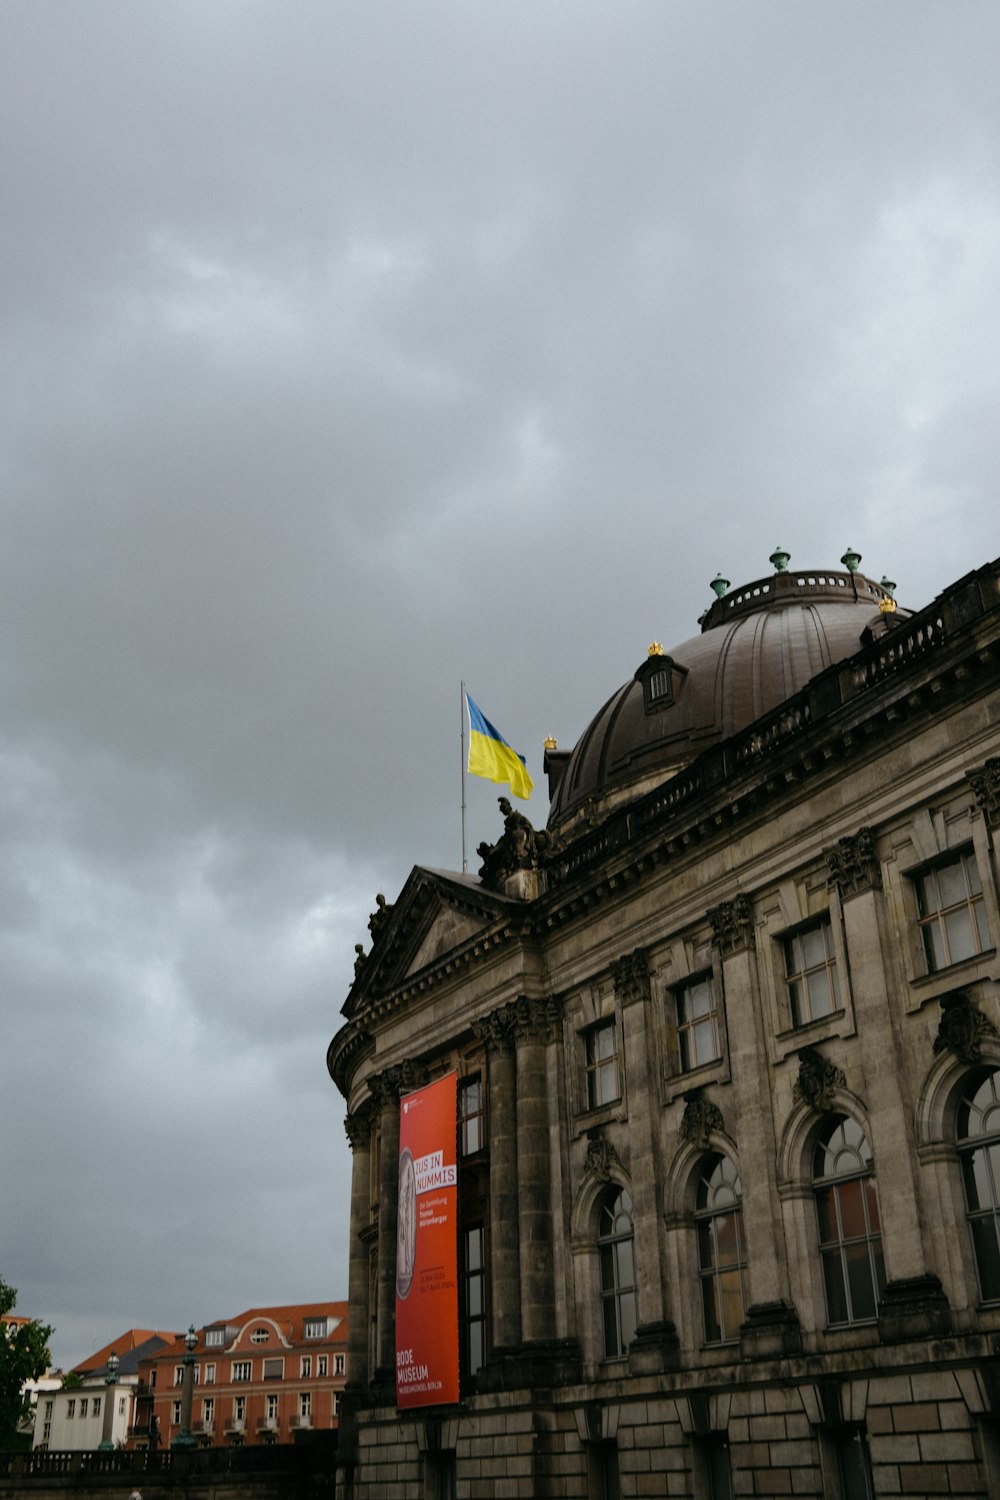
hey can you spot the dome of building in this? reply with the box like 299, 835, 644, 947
546, 559, 903, 831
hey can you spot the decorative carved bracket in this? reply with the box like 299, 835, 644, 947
369, 1061, 427, 1111
584, 1129, 622, 1183
473, 1007, 517, 1055
509, 993, 562, 1044
933, 990, 999, 1065
610, 948, 650, 1005
708, 895, 755, 956
968, 758, 1000, 830
793, 1047, 846, 1112
680, 1090, 724, 1150
344, 1111, 372, 1152
824, 826, 882, 897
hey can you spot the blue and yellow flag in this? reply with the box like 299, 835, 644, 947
466, 694, 533, 801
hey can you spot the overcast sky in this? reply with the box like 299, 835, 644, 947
2, 1, 998, 1370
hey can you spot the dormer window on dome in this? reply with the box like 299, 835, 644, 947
634, 647, 689, 715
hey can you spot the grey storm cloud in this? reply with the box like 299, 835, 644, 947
1, 0, 999, 1367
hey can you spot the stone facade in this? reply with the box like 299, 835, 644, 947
329, 557, 1000, 1498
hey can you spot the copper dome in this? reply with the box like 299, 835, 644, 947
546, 566, 903, 831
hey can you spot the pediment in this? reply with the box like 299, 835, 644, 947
344, 867, 518, 1015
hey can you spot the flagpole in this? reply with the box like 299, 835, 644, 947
460, 681, 468, 873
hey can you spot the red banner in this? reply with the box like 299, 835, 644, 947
395, 1072, 459, 1408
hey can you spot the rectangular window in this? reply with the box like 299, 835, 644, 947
462, 1224, 486, 1379
174, 1365, 185, 1386
42, 1422, 51, 1443
204, 1363, 215, 1384
334, 1353, 345, 1377
300, 1355, 312, 1378
333, 1393, 340, 1416
150, 1370, 156, 1388
299, 1391, 312, 1420
266, 1393, 278, 1421
784, 918, 841, 1027
303, 1318, 328, 1339
232, 1361, 252, 1382
67, 1400, 75, 1419
424, 1450, 457, 1500
916, 850, 990, 972
676, 975, 721, 1071
585, 1019, 620, 1108
172, 1401, 182, 1426
234, 1396, 246, 1422
44, 1401, 53, 1419
118, 1397, 126, 1416
693, 1434, 734, 1499
79, 1398, 88, 1418
263, 1357, 284, 1380
459, 1076, 485, 1156
317, 1355, 328, 1377
91, 1398, 100, 1418
205, 1329, 225, 1347
202, 1398, 214, 1426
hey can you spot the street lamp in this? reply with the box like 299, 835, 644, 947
171, 1327, 198, 1450
98, 1350, 120, 1451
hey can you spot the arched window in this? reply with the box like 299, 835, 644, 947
957, 1070, 1000, 1302
598, 1187, 637, 1359
696, 1153, 747, 1344
813, 1116, 885, 1325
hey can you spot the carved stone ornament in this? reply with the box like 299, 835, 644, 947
473, 1007, 517, 1055
824, 826, 882, 897
344, 1111, 372, 1152
708, 895, 755, 957
477, 797, 551, 890
680, 1090, 724, 1150
509, 993, 562, 1044
967, 758, 1000, 830
369, 1061, 426, 1112
933, 990, 1000, 1065
367, 893, 393, 941
793, 1047, 846, 1113
584, 1129, 622, 1183
610, 949, 651, 1006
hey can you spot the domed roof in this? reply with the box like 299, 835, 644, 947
547, 563, 903, 831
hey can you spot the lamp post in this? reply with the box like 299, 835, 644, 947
98, 1350, 120, 1450
172, 1327, 198, 1450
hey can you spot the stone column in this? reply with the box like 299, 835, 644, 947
825, 828, 950, 1336
344, 1110, 373, 1386
709, 895, 800, 1355
474, 1007, 521, 1352
512, 995, 560, 1345
370, 1068, 403, 1379
609, 949, 674, 1365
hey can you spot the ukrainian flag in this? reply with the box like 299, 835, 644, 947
466, 694, 534, 801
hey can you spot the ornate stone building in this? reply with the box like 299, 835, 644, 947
329, 553, 1000, 1498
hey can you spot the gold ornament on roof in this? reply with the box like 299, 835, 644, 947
648, 642, 665, 656
543, 736, 557, 750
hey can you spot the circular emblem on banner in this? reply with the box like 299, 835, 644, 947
396, 1146, 417, 1299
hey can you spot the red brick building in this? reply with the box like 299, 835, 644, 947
132, 1303, 347, 1448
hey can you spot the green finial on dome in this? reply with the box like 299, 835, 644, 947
841, 546, 861, 574
710, 573, 730, 599
880, 575, 896, 598
769, 545, 790, 573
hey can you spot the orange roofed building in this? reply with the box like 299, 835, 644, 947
131, 1303, 348, 1449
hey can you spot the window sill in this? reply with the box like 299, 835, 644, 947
573, 1098, 625, 1136
773, 1009, 850, 1061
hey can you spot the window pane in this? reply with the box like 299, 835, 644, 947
603, 1297, 620, 1358
806, 969, 834, 1019
714, 1211, 740, 1265
800, 924, 828, 967
718, 1271, 744, 1341
963, 1149, 992, 1212
836, 1179, 867, 1240
844, 1243, 877, 1320
923, 924, 945, 972
701, 1278, 721, 1343
815, 1186, 838, 1244
619, 1290, 637, 1349
821, 1248, 849, 1324
944, 908, 976, 964
615, 1237, 634, 1289
938, 860, 967, 906
970, 1217, 1000, 1300
863, 1177, 881, 1233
